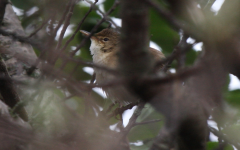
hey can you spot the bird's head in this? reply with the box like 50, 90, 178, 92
80, 28, 120, 56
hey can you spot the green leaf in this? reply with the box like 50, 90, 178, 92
149, 9, 179, 55
185, 49, 197, 66
103, 0, 120, 17
225, 145, 234, 150
12, 0, 35, 10
128, 104, 163, 142
136, 104, 163, 122
207, 142, 218, 150
225, 89, 240, 107
207, 142, 234, 150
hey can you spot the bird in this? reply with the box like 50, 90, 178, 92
80, 28, 165, 105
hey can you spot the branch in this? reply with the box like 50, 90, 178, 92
85, 0, 120, 29
58, 0, 99, 54
0, 57, 28, 121
160, 33, 192, 72
134, 119, 161, 126
119, 0, 151, 76
51, 0, 73, 41
0, 0, 8, 24
120, 103, 145, 139
107, 102, 139, 119
144, 0, 203, 40
55, 0, 76, 50
0, 28, 44, 50
28, 18, 48, 38
50, 0, 99, 66
155, 41, 194, 71
209, 126, 240, 150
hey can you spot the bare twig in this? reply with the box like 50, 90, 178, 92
59, 0, 99, 53
105, 103, 115, 113
51, 0, 73, 40
0, 28, 43, 49
156, 41, 194, 72
0, 57, 28, 121
84, 0, 120, 29
90, 72, 96, 84
55, 0, 76, 50
107, 102, 139, 120
51, 0, 99, 65
161, 33, 191, 72
134, 119, 161, 126
27, 0, 73, 74
0, 0, 8, 24
120, 103, 145, 139
28, 19, 48, 38
209, 126, 240, 150
144, 0, 203, 40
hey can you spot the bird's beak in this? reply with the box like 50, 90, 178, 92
80, 30, 98, 41
80, 30, 90, 36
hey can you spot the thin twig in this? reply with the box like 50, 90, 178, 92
120, 103, 145, 140
27, 1, 73, 74
0, 57, 28, 121
134, 119, 161, 126
107, 101, 139, 120
156, 42, 195, 72
28, 19, 48, 38
55, 0, 76, 50
58, 0, 99, 54
161, 33, 190, 72
144, 0, 203, 40
105, 103, 115, 113
145, 65, 201, 85
209, 126, 240, 150
51, 0, 73, 40
90, 72, 96, 84
84, 0, 120, 29
0, 28, 44, 49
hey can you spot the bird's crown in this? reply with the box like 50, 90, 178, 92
95, 28, 119, 37
94, 28, 120, 43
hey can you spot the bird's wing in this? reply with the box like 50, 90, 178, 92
149, 47, 166, 71
148, 47, 165, 61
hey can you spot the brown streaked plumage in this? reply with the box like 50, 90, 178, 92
80, 28, 165, 105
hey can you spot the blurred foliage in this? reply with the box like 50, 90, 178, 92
226, 89, 240, 107
128, 104, 163, 142
149, 9, 179, 55
104, 0, 121, 17
207, 142, 234, 150
130, 142, 152, 150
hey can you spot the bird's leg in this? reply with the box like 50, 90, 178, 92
116, 111, 124, 131
114, 102, 123, 120
107, 102, 139, 120
90, 72, 96, 84
105, 103, 115, 113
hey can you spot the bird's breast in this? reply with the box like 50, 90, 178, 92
93, 53, 117, 69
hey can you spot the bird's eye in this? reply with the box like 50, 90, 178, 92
103, 38, 109, 41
